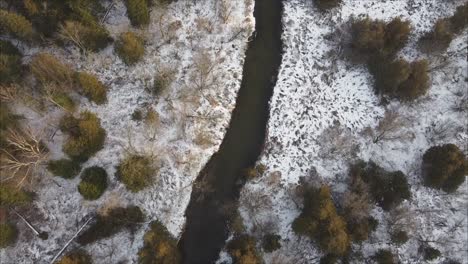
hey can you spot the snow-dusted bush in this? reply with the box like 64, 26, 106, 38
314, 0, 342, 10
0, 40, 23, 85
421, 245, 441, 261
47, 158, 81, 179
368, 57, 429, 100
78, 166, 108, 200
227, 235, 262, 264
373, 249, 397, 264
0, 9, 33, 41
292, 185, 350, 256
77, 206, 144, 245
262, 233, 281, 253
320, 254, 339, 264
76, 72, 107, 104
138, 220, 181, 264
450, 2, 468, 34
59, 111, 106, 161
350, 17, 410, 59
422, 144, 467, 193
0, 222, 17, 248
349, 161, 411, 211
30, 53, 75, 88
115, 31, 145, 65
55, 250, 92, 264
116, 154, 155, 192
125, 0, 150, 27
150, 67, 176, 97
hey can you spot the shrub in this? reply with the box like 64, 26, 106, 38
60, 111, 106, 161
314, 0, 341, 10
346, 217, 377, 243
391, 230, 408, 245
351, 17, 410, 59
125, 0, 150, 27
78, 166, 108, 200
292, 185, 350, 255
30, 53, 75, 87
0, 9, 33, 40
450, 2, 468, 34
115, 32, 145, 65
262, 234, 281, 253
116, 154, 155, 192
368, 57, 429, 100
422, 246, 441, 261
76, 72, 107, 104
78, 206, 144, 245
56, 250, 92, 264
150, 68, 176, 97
227, 235, 262, 264
0, 222, 17, 248
420, 19, 453, 52
350, 161, 411, 211
373, 249, 396, 264
0, 185, 33, 206
138, 220, 181, 264
422, 144, 467, 193
47, 159, 81, 179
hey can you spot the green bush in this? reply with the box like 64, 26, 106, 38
262, 234, 281, 253
0, 9, 33, 40
0, 185, 33, 206
422, 246, 441, 261
373, 249, 396, 264
30, 53, 75, 87
422, 144, 467, 193
60, 111, 106, 161
56, 250, 92, 264
292, 185, 350, 255
47, 159, 81, 179
115, 31, 145, 65
350, 161, 411, 211
60, 20, 112, 52
0, 41, 23, 84
125, 0, 150, 27
138, 220, 181, 264
391, 230, 409, 245
76, 72, 107, 104
0, 222, 18, 248
116, 154, 155, 192
51, 92, 77, 112
78, 206, 144, 245
227, 235, 262, 264
351, 17, 410, 59
314, 0, 341, 10
78, 166, 108, 200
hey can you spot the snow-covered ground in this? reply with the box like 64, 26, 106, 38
1, 0, 254, 263
239, 0, 467, 263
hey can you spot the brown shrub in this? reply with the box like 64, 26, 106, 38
30, 53, 75, 88
0, 9, 33, 40
76, 72, 107, 104
115, 32, 145, 65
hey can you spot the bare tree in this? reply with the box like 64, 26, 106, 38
425, 119, 457, 144
343, 177, 371, 221
318, 123, 357, 159
218, 0, 234, 24
58, 21, 88, 53
363, 108, 414, 144
1, 127, 49, 188
387, 204, 417, 234
190, 50, 223, 92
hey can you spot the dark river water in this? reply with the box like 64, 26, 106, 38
178, 0, 284, 263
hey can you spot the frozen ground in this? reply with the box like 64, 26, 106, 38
238, 0, 467, 263
1, 0, 254, 263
